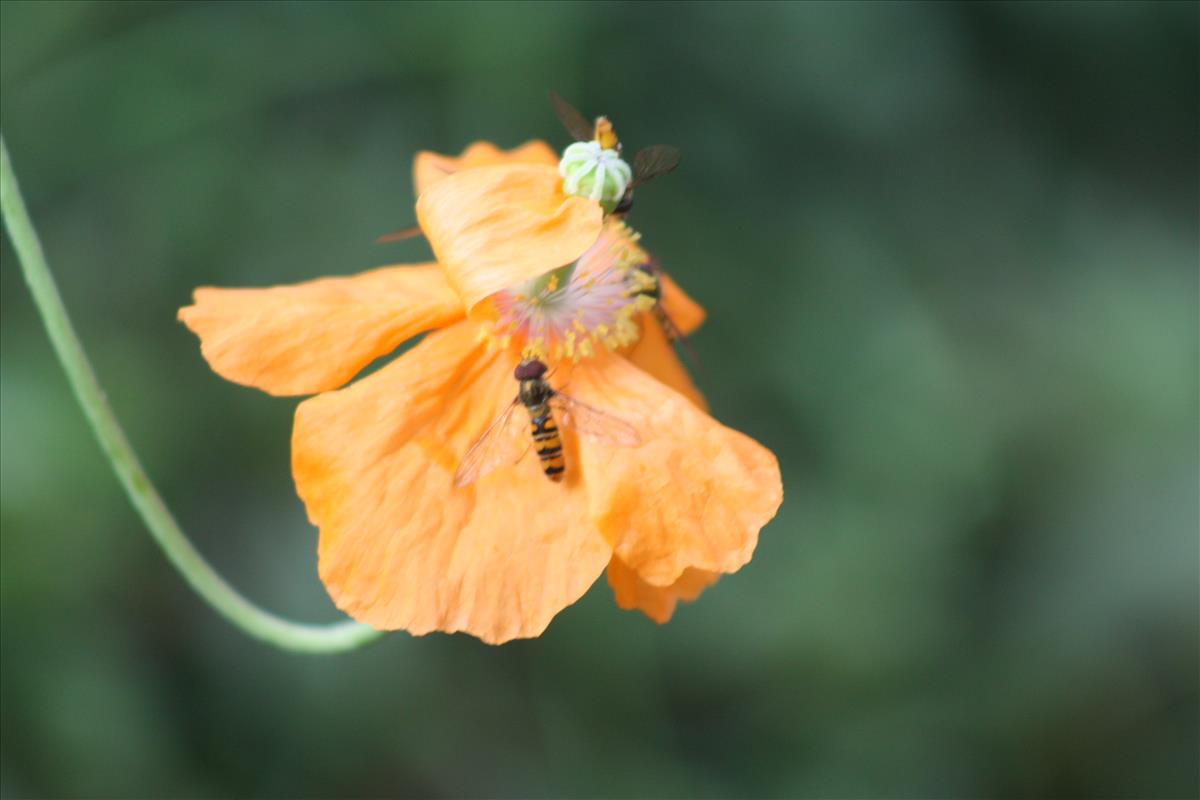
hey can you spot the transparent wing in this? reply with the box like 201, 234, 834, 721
632, 145, 682, 187
454, 399, 528, 487
375, 225, 423, 244
637, 254, 704, 378
654, 307, 706, 380
548, 90, 594, 142
551, 393, 641, 447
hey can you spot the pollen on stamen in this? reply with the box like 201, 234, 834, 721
481, 221, 651, 363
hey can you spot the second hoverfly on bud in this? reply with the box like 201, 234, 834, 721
550, 91, 681, 214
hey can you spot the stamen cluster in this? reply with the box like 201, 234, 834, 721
482, 222, 655, 362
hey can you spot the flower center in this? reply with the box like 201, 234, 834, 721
559, 141, 633, 210
482, 222, 656, 362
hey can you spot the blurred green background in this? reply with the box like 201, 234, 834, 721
2, 2, 1196, 798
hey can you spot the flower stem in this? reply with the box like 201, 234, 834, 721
0, 135, 382, 654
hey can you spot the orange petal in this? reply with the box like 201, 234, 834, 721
292, 321, 611, 644
413, 140, 558, 197
179, 263, 463, 397
571, 354, 782, 586
606, 557, 719, 623
658, 271, 706, 336
624, 316, 708, 412
415, 163, 604, 314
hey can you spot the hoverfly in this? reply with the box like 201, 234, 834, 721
549, 91, 681, 215
454, 358, 641, 487
626, 256, 705, 377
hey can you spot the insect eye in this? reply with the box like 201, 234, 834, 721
514, 360, 547, 380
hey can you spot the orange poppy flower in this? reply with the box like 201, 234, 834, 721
179, 141, 781, 644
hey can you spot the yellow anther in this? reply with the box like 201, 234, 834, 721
522, 340, 546, 360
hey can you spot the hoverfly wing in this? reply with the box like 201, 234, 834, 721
454, 399, 528, 488
551, 393, 641, 447
375, 225, 423, 244
548, 90, 594, 142
637, 254, 705, 378
650, 267, 707, 379
654, 307, 707, 380
631, 145, 682, 187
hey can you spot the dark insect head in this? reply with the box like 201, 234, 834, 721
514, 359, 548, 381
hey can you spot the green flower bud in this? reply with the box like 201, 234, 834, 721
559, 141, 633, 213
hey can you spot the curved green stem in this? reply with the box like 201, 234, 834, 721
1, 136, 382, 654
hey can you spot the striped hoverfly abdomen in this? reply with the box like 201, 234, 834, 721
454, 358, 640, 488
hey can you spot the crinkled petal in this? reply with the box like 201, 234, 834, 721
624, 316, 708, 412
416, 164, 604, 314
178, 264, 462, 397
292, 321, 611, 644
413, 140, 558, 197
571, 354, 782, 586
606, 557, 719, 623
658, 271, 705, 336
